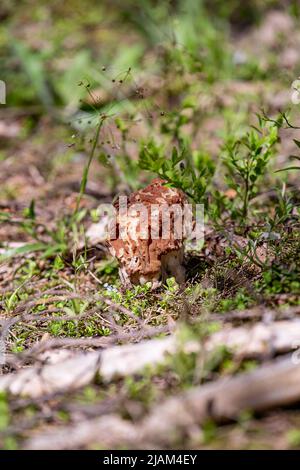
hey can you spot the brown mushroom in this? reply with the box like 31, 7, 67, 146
108, 178, 187, 289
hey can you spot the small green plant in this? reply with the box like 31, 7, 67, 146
96, 258, 118, 280
0, 392, 17, 449
0, 200, 70, 262
104, 283, 152, 319
139, 140, 215, 203
222, 116, 279, 220
268, 184, 294, 226
217, 288, 252, 312
287, 429, 300, 448
125, 370, 156, 407
254, 231, 300, 296
0, 393, 10, 432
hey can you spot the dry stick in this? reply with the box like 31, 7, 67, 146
1, 306, 121, 341
2, 293, 300, 363
24, 354, 300, 450
4, 325, 170, 367
4, 398, 120, 438
25, 415, 138, 450
5, 291, 141, 323
2, 299, 300, 332
138, 354, 300, 446
4, 289, 72, 316
88, 271, 144, 326
0, 279, 56, 296
100, 295, 144, 326
0, 335, 176, 397
0, 291, 143, 344
1, 288, 94, 320
0, 285, 164, 369
2, 320, 300, 397
210, 304, 300, 323
1, 312, 152, 370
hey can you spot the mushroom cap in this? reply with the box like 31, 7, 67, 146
108, 179, 187, 282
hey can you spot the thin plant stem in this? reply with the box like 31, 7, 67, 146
242, 157, 250, 219
73, 117, 104, 216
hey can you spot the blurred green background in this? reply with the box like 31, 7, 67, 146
1, 0, 300, 200
1, 0, 299, 111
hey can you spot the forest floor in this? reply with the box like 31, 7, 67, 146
1, 1, 300, 449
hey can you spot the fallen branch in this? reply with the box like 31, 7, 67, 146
0, 336, 176, 397
1, 320, 300, 397
207, 319, 300, 358
5, 324, 170, 366
211, 304, 300, 323
24, 354, 300, 449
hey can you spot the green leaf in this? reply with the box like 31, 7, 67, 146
171, 146, 182, 165
12, 41, 53, 109
41, 244, 67, 258
23, 199, 36, 220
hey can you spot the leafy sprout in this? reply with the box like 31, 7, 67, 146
139, 140, 215, 203
222, 115, 280, 219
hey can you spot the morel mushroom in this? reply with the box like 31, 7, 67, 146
108, 178, 188, 289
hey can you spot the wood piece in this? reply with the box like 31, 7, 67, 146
2, 320, 300, 397
24, 354, 300, 449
